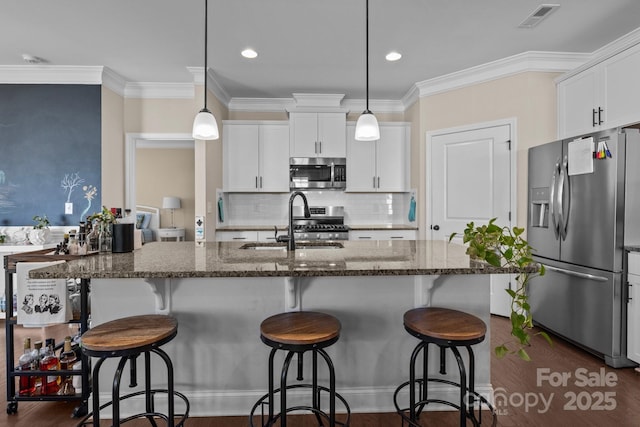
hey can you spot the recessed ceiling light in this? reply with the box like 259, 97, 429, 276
385, 51, 402, 62
241, 48, 258, 59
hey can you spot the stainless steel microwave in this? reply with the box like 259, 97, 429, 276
290, 157, 346, 190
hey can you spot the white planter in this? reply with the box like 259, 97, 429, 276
28, 228, 50, 245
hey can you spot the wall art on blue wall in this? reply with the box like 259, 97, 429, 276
0, 84, 101, 226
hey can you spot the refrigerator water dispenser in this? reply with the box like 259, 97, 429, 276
530, 187, 550, 228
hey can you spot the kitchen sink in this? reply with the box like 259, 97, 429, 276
239, 242, 344, 250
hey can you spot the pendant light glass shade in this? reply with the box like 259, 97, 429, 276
355, 0, 379, 141
355, 111, 380, 141
192, 0, 219, 140
193, 107, 219, 140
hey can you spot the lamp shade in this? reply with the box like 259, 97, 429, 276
192, 108, 219, 140
355, 111, 380, 141
162, 196, 181, 210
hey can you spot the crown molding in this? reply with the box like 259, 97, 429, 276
342, 98, 405, 114
187, 66, 231, 106
228, 97, 294, 112
556, 26, 640, 82
124, 82, 194, 99
228, 96, 403, 113
101, 67, 127, 96
413, 51, 590, 98
0, 65, 104, 84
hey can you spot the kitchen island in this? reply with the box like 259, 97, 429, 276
30, 240, 514, 417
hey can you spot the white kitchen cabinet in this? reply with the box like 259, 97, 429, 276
257, 230, 279, 242
289, 112, 346, 158
223, 121, 289, 192
346, 122, 410, 192
349, 229, 416, 241
558, 42, 640, 138
215, 231, 259, 242
216, 230, 281, 242
627, 252, 640, 364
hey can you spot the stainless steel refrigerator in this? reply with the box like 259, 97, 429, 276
527, 127, 640, 368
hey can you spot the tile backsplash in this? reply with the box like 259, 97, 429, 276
219, 191, 417, 226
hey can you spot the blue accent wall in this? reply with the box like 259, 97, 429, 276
0, 84, 101, 226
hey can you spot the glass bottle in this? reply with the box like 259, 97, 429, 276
17, 338, 34, 396
58, 336, 76, 396
99, 222, 112, 253
68, 232, 79, 255
87, 220, 99, 252
41, 339, 59, 395
30, 341, 43, 395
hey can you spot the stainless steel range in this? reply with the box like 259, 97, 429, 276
292, 206, 349, 240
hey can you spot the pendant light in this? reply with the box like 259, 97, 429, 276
192, 0, 219, 140
355, 0, 380, 141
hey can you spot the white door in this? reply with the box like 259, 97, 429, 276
429, 123, 513, 316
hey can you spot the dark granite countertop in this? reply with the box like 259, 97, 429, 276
625, 246, 640, 253
28, 240, 520, 279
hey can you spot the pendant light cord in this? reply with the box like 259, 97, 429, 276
365, 0, 370, 113
203, 0, 208, 110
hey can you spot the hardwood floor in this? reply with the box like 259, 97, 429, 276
2, 316, 639, 426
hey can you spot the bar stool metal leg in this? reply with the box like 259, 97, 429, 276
91, 358, 106, 427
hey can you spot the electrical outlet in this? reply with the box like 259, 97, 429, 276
65, 202, 73, 214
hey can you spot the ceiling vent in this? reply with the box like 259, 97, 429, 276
518, 4, 560, 28
22, 54, 44, 64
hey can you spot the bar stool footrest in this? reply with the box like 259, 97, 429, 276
76, 388, 190, 427
393, 378, 496, 427
249, 383, 351, 427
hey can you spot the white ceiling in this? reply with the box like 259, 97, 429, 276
2, 0, 640, 101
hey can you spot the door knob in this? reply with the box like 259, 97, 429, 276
432, 225, 440, 231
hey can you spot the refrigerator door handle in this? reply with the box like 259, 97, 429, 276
543, 264, 608, 282
557, 155, 570, 240
550, 159, 560, 239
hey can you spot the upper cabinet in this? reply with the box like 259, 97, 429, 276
558, 42, 640, 138
346, 122, 410, 192
289, 112, 346, 157
223, 121, 290, 192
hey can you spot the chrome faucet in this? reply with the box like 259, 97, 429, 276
276, 191, 310, 251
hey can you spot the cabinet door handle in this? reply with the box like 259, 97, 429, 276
592, 108, 598, 127
373, 177, 376, 188
377, 177, 380, 188
255, 176, 258, 188
315, 141, 319, 154
598, 107, 604, 125
260, 176, 263, 188
358, 236, 372, 239
319, 141, 322, 153
232, 237, 247, 240
390, 236, 404, 239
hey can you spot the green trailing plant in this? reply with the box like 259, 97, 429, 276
87, 206, 117, 225
449, 218, 552, 361
32, 215, 50, 229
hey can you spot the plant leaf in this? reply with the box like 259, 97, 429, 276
538, 331, 553, 346
517, 348, 531, 362
495, 344, 509, 358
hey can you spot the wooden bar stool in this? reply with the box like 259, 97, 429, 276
393, 307, 496, 427
76, 314, 189, 427
249, 311, 351, 427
